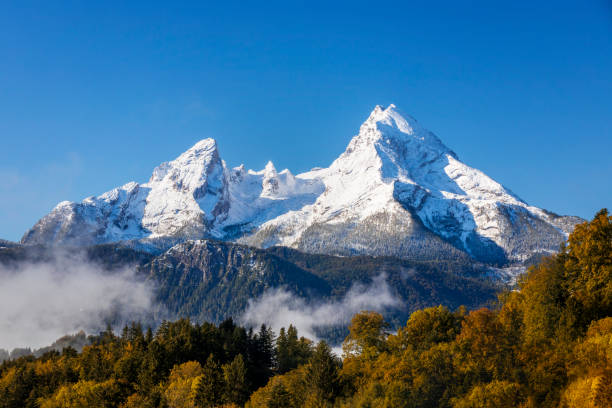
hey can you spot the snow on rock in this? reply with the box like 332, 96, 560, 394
21, 105, 582, 264
238, 104, 581, 263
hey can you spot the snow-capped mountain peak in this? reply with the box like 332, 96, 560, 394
263, 160, 277, 173
349, 104, 452, 155
334, 105, 457, 187
143, 137, 228, 238
364, 103, 415, 134
150, 137, 220, 188
21, 105, 581, 266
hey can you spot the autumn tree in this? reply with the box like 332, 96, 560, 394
391, 305, 463, 352
342, 311, 388, 359
452, 380, 522, 408
562, 209, 612, 329
164, 361, 203, 408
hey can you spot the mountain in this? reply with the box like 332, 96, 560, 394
143, 239, 497, 327
0, 240, 499, 342
145, 239, 333, 323
21, 105, 581, 265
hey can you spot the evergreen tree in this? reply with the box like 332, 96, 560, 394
248, 324, 276, 389
222, 354, 249, 406
276, 327, 289, 373
305, 341, 340, 404
192, 354, 224, 407
276, 325, 312, 374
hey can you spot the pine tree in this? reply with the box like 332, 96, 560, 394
305, 341, 340, 404
192, 354, 224, 407
248, 324, 276, 389
222, 354, 249, 405
276, 325, 313, 374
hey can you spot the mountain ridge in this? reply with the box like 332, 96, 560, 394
21, 105, 582, 267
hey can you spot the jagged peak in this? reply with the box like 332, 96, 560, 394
174, 138, 220, 162
148, 138, 223, 188
264, 160, 277, 173
363, 104, 420, 135
230, 164, 246, 183
348, 104, 454, 158
54, 200, 73, 209
279, 168, 293, 177
252, 160, 278, 177
20, 103, 578, 268
233, 164, 246, 174
367, 104, 385, 119
123, 181, 139, 190
189, 138, 218, 151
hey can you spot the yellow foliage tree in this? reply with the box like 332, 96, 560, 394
452, 381, 522, 408
39, 379, 121, 408
164, 361, 204, 408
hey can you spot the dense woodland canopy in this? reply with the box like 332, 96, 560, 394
0, 209, 610, 407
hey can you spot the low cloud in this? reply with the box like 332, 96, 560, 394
0, 251, 158, 351
240, 274, 401, 344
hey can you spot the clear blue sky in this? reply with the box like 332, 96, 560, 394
1, 1, 611, 241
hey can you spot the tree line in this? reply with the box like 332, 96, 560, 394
0, 209, 610, 407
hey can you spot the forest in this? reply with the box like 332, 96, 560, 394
0, 209, 610, 407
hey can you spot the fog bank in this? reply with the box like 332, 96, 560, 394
0, 252, 157, 350
240, 273, 401, 343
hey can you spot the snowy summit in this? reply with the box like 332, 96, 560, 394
22, 105, 581, 265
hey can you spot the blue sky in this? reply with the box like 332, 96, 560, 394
1, 1, 611, 241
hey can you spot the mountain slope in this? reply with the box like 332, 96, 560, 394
145, 239, 333, 323
0, 241, 499, 334
21, 139, 228, 247
238, 105, 580, 264
145, 240, 498, 324
21, 105, 581, 264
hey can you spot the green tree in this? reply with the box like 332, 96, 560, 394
222, 354, 249, 406
192, 355, 224, 408
248, 324, 276, 389
306, 341, 340, 404
276, 325, 312, 374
